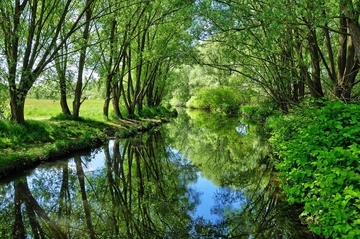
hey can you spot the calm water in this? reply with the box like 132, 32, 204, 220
0, 109, 318, 238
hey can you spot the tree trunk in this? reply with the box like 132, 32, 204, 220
335, 14, 360, 101
307, 30, 324, 99
342, 0, 360, 63
103, 74, 112, 118
112, 84, 122, 118
137, 96, 143, 114
73, 0, 92, 118
59, 77, 71, 115
10, 89, 26, 123
103, 97, 111, 119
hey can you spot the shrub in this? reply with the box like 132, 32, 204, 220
139, 105, 177, 118
186, 87, 242, 114
240, 98, 279, 121
270, 101, 360, 238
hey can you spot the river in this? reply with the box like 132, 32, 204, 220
0, 109, 319, 238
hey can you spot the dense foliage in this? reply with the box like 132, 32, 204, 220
0, 83, 8, 119
186, 86, 242, 114
0, 0, 194, 123
1, 0, 360, 236
269, 101, 360, 238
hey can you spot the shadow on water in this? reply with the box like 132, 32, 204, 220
0, 109, 323, 238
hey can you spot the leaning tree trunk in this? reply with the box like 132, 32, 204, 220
73, 0, 92, 118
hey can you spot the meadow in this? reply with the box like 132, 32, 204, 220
24, 98, 111, 121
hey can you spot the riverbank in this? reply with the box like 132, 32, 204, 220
0, 116, 168, 180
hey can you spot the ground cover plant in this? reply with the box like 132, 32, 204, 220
269, 101, 360, 238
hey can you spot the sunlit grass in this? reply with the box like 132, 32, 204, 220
25, 99, 62, 119
25, 98, 110, 121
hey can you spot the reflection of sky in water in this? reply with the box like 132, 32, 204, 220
189, 173, 245, 223
236, 121, 248, 135
189, 174, 219, 222
26, 141, 244, 224
168, 146, 245, 222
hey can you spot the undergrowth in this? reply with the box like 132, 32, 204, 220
269, 101, 360, 238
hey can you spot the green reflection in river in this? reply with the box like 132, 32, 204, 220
0, 109, 321, 239
165, 109, 320, 239
0, 131, 199, 239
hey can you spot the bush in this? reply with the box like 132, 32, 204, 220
269, 101, 360, 238
240, 98, 279, 121
186, 87, 242, 114
139, 105, 177, 118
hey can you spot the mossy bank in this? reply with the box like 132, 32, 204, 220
0, 116, 169, 180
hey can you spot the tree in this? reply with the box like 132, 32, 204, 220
192, 0, 360, 112
72, 0, 98, 118
0, 0, 96, 123
96, 0, 194, 118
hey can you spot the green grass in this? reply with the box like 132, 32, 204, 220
0, 98, 170, 179
24, 99, 111, 121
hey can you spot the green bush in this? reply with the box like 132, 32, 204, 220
139, 105, 177, 118
240, 98, 279, 120
186, 86, 242, 114
239, 105, 258, 117
269, 101, 360, 238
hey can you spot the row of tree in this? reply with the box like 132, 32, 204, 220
0, 0, 194, 123
188, 0, 360, 112
2, 0, 360, 122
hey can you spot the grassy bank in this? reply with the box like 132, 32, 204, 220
0, 99, 171, 179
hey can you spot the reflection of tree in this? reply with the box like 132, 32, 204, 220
204, 169, 321, 239
103, 131, 199, 238
168, 109, 322, 238
75, 156, 96, 239
167, 109, 270, 187
58, 162, 71, 236
12, 178, 67, 239
13, 180, 25, 239
0, 110, 323, 238
1, 129, 199, 238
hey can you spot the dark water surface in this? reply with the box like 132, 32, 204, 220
0, 110, 318, 238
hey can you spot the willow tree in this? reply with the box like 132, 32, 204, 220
0, 0, 96, 123
195, 0, 360, 111
72, 0, 98, 118
97, 0, 149, 118
121, 0, 194, 117
96, 0, 194, 118
193, 0, 309, 112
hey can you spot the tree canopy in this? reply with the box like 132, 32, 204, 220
1, 0, 360, 122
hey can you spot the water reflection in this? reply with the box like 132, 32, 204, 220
0, 109, 321, 238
